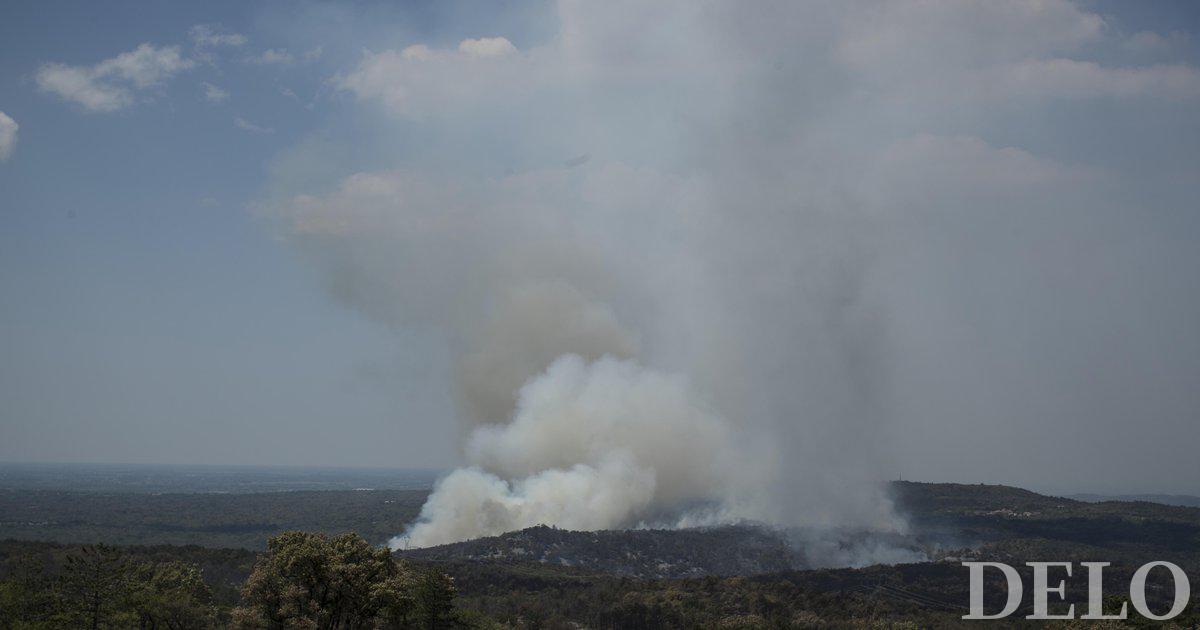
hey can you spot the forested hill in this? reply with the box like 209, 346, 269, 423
3, 481, 1199, 627
2, 480, 1198, 554
890, 480, 1200, 523
397, 481, 1200, 583
1070, 493, 1200, 508
398, 524, 803, 579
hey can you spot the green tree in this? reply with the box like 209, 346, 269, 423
127, 560, 216, 629
232, 531, 450, 629
54, 545, 137, 629
2, 546, 217, 630
0, 556, 58, 629
412, 569, 457, 630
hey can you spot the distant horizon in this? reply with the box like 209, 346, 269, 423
2, 459, 1195, 500
0, 459, 445, 472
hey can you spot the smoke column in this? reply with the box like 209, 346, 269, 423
267, 0, 1044, 549
264, 0, 1200, 551
276, 145, 905, 547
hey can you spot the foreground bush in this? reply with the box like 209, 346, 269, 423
231, 531, 458, 629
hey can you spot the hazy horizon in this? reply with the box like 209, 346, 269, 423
0, 459, 1193, 500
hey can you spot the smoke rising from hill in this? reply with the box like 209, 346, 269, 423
278, 164, 868, 540
269, 0, 1200, 550
399, 354, 770, 548
276, 155, 906, 547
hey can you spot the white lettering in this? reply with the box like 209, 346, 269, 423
1027, 562, 1074, 619
1079, 562, 1126, 620
963, 562, 1023, 620
1130, 561, 1190, 621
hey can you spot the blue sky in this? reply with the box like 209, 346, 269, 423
1, 1, 1199, 495
0, 0, 550, 467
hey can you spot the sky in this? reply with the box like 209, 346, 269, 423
1, 0, 1199, 496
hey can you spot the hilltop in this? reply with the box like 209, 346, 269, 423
399, 524, 803, 578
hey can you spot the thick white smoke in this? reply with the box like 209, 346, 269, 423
267, 0, 1200, 550
273, 158, 906, 547
269, 1, 918, 549
396, 354, 767, 548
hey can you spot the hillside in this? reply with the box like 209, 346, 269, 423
398, 481, 1200, 583
1071, 493, 1200, 508
400, 524, 803, 578
3, 480, 1197, 563
891, 480, 1200, 523
4, 481, 1199, 626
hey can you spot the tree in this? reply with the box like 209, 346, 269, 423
0, 556, 58, 629
232, 531, 453, 629
127, 560, 216, 629
2, 546, 216, 630
54, 545, 137, 629
412, 569, 457, 630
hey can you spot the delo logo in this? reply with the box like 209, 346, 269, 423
963, 561, 1191, 620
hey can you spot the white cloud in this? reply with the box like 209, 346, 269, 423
36, 44, 194, 112
36, 63, 130, 111
835, 0, 1106, 72
1122, 30, 1189, 57
245, 46, 322, 66
457, 37, 517, 58
0, 111, 17, 161
337, 50, 412, 109
189, 24, 247, 48
994, 58, 1200, 100
878, 55, 1200, 104
202, 82, 229, 103
399, 44, 435, 61
93, 44, 194, 87
337, 1, 1197, 130
234, 117, 274, 134
337, 38, 539, 116
828, 0, 1200, 105
247, 49, 295, 65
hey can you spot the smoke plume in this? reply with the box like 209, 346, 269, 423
400, 353, 767, 548
267, 0, 1200, 552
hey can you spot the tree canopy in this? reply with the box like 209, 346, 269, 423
231, 531, 457, 630
0, 543, 214, 629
